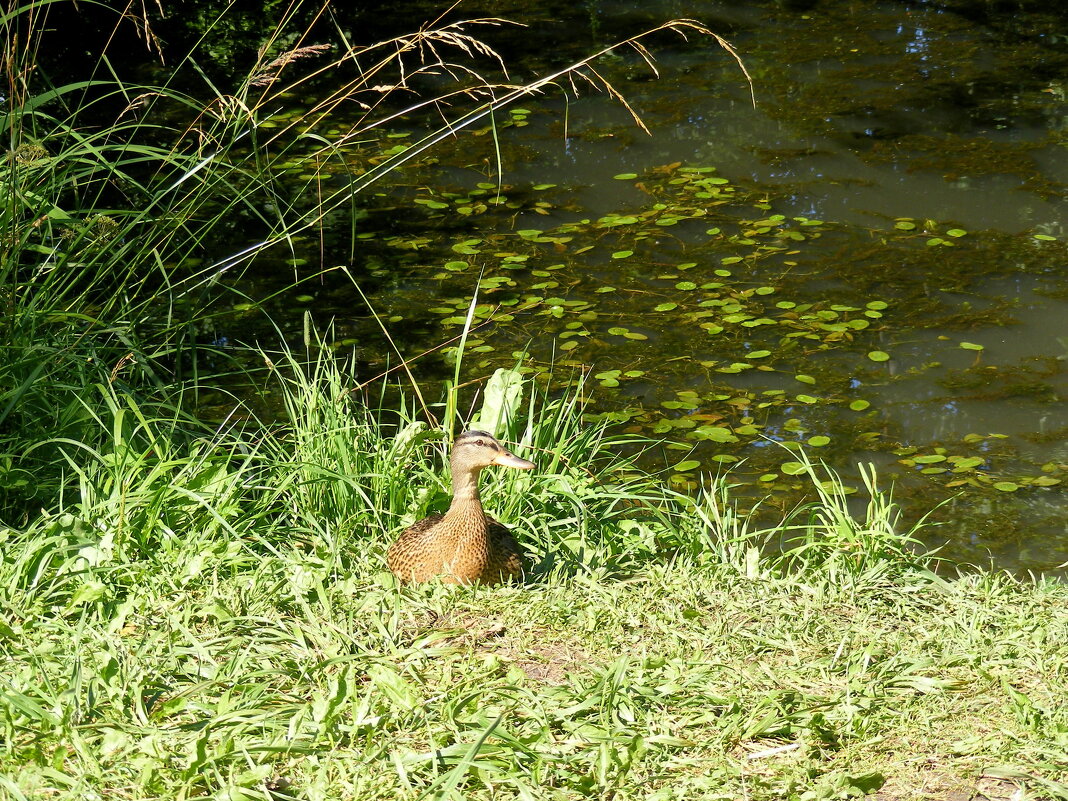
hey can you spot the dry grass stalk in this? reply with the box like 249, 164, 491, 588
250, 43, 334, 87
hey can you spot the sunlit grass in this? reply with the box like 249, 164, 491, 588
3, 349, 1068, 800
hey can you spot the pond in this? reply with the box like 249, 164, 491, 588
216, 0, 1068, 571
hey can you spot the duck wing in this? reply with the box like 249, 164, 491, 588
482, 516, 526, 583
387, 513, 446, 581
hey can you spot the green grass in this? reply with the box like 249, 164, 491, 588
2, 351, 1068, 800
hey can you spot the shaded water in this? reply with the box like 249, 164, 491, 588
225, 0, 1068, 570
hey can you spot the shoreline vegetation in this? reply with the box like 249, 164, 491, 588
4, 355, 1068, 799
2, 3, 1067, 799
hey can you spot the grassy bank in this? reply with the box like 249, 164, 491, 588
3, 352, 1068, 800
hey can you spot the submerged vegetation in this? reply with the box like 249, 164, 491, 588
2, 1, 1068, 798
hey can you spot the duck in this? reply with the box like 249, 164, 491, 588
387, 430, 535, 585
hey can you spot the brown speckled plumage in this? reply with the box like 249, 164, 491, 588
387, 430, 534, 585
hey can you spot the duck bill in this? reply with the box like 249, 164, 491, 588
491, 450, 535, 470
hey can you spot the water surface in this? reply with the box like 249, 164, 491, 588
230, 0, 1068, 570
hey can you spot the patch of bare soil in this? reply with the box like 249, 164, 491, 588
875, 771, 1025, 801
416, 610, 592, 684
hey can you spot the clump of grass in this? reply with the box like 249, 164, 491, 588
774, 453, 937, 582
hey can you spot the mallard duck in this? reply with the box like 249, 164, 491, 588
387, 430, 535, 585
